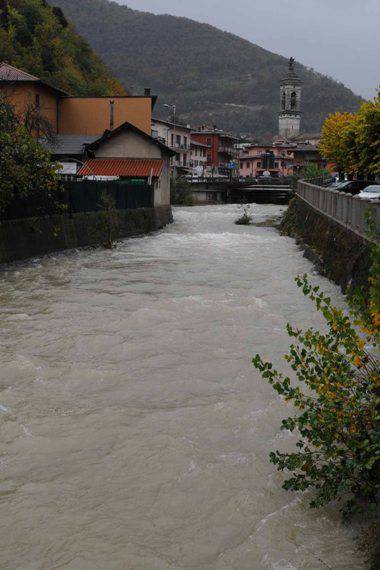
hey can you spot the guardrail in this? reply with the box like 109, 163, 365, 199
297, 180, 379, 240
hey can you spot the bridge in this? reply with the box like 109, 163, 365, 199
188, 180, 293, 205
229, 184, 293, 204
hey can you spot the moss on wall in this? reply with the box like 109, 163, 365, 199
0, 206, 172, 264
281, 196, 371, 291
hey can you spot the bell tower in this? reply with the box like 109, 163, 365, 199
279, 57, 302, 139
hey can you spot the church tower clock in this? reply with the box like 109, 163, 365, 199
279, 58, 302, 139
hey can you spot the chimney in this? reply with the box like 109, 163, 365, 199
144, 88, 151, 97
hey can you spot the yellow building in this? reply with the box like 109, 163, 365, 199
0, 62, 155, 136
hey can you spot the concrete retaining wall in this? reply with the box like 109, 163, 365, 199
0, 205, 173, 264
297, 180, 379, 239
281, 196, 372, 291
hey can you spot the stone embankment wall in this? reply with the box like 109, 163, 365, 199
281, 195, 372, 291
0, 206, 172, 264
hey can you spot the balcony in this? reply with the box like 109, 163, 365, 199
218, 145, 235, 154
171, 143, 191, 152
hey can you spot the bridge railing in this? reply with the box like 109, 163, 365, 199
297, 180, 380, 240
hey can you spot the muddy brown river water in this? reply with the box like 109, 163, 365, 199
0, 205, 366, 569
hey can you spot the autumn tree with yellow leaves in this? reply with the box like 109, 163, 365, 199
319, 94, 380, 178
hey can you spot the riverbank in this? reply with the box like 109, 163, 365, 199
280, 196, 372, 292
0, 206, 172, 264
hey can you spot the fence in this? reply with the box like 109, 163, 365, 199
1, 180, 154, 221
64, 180, 154, 214
297, 180, 380, 240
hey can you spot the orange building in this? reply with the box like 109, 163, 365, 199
0, 62, 155, 136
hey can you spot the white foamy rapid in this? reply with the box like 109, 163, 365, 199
0, 205, 365, 569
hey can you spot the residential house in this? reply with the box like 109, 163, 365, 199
190, 141, 208, 175
0, 62, 155, 137
191, 126, 239, 176
292, 143, 326, 173
239, 141, 325, 179
239, 143, 295, 178
77, 122, 175, 207
151, 117, 192, 173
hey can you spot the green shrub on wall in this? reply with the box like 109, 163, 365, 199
253, 275, 379, 519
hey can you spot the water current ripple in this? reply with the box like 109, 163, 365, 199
0, 205, 366, 569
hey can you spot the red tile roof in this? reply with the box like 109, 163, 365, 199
77, 158, 164, 177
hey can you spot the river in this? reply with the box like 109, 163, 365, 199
0, 205, 366, 569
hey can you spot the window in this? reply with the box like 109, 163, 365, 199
246, 162, 250, 169
109, 100, 115, 130
171, 134, 174, 147
176, 134, 181, 146
282, 92, 286, 110
291, 91, 297, 110
184, 136, 188, 148
274, 162, 279, 168
207, 138, 212, 145
257, 162, 261, 168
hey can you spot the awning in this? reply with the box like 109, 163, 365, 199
77, 158, 164, 177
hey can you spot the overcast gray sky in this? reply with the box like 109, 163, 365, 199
121, 0, 379, 99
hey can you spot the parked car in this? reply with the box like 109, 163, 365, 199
358, 185, 380, 200
329, 180, 377, 195
329, 180, 357, 192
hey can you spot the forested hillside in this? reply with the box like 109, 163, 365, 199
50, 0, 362, 138
0, 0, 125, 95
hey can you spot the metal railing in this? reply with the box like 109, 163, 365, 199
297, 180, 379, 240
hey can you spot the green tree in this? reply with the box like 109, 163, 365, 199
291, 163, 330, 188
253, 275, 379, 519
0, 93, 61, 217
0, 0, 125, 96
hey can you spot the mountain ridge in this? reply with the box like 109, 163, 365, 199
50, 0, 363, 138
0, 0, 125, 96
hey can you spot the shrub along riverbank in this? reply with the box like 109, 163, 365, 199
255, 194, 380, 564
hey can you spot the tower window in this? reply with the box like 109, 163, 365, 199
282, 92, 286, 110
291, 92, 297, 110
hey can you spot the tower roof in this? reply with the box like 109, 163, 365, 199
281, 57, 302, 85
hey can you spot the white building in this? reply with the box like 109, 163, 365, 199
190, 140, 208, 176
152, 117, 192, 171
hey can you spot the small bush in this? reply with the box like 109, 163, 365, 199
235, 204, 252, 225
170, 178, 194, 206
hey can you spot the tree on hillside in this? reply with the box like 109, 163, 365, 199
0, 93, 61, 217
0, 0, 126, 96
